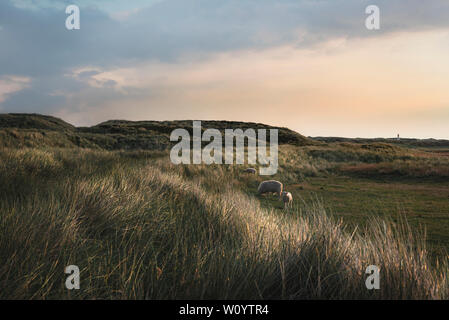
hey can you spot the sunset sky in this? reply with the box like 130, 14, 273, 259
1, 0, 449, 138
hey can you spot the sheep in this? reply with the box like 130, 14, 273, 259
243, 168, 257, 174
281, 191, 293, 209
257, 180, 283, 199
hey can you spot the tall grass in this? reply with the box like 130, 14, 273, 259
275, 143, 449, 182
0, 148, 447, 299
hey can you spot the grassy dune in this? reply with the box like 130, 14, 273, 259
1, 147, 448, 299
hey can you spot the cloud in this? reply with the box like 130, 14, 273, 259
0, 75, 31, 105
46, 29, 449, 139
1, 0, 449, 138
2, 0, 449, 79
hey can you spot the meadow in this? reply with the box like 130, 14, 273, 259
1, 114, 449, 299
0, 142, 448, 299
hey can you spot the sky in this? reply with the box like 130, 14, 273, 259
1, 0, 449, 138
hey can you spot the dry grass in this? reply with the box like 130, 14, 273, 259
0, 148, 448, 299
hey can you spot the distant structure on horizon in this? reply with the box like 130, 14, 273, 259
397, 134, 400, 141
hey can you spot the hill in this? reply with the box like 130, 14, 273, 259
0, 113, 75, 131
312, 136, 449, 149
0, 113, 315, 150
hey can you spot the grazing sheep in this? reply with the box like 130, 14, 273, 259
257, 180, 283, 198
243, 168, 257, 174
281, 191, 293, 209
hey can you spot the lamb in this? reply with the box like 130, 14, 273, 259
257, 180, 283, 198
243, 168, 257, 174
281, 191, 293, 209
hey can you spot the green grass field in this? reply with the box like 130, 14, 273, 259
282, 176, 449, 258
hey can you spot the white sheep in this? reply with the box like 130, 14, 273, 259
281, 191, 293, 209
243, 168, 257, 174
257, 180, 283, 199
